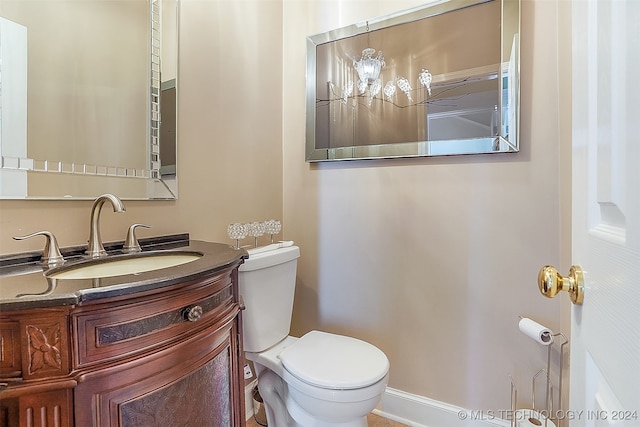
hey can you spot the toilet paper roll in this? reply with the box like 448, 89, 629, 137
518, 317, 554, 345
515, 409, 556, 427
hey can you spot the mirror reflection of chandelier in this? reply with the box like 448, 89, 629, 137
353, 48, 385, 86
418, 69, 432, 96
351, 47, 432, 103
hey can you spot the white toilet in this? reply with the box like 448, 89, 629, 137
239, 244, 389, 427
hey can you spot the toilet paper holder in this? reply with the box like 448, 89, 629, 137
511, 329, 569, 427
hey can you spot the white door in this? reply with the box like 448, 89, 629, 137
570, 0, 640, 425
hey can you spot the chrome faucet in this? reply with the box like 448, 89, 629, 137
86, 194, 126, 258
13, 231, 65, 267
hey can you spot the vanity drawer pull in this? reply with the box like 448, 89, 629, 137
184, 305, 203, 322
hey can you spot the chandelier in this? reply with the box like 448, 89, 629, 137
353, 48, 385, 86
350, 47, 432, 104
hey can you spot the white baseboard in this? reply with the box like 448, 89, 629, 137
374, 387, 510, 427
244, 382, 510, 427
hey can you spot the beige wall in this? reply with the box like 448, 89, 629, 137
1, 0, 572, 417
283, 0, 570, 412
0, 0, 284, 253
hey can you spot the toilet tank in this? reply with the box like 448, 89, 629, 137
238, 245, 300, 353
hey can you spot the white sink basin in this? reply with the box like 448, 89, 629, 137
47, 253, 202, 280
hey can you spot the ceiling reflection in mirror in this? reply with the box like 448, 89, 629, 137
0, 0, 178, 199
305, 0, 520, 161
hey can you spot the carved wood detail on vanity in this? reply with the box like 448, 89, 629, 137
18, 389, 73, 427
0, 308, 73, 426
21, 312, 71, 381
25, 324, 62, 375
0, 309, 72, 382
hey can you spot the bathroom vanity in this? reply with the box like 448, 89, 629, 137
0, 236, 247, 427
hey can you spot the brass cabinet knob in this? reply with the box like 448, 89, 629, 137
538, 265, 584, 305
185, 305, 203, 322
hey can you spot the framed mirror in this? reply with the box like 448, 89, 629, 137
0, 0, 179, 199
305, 0, 520, 162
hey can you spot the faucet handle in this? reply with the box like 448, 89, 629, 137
13, 231, 65, 267
123, 224, 152, 254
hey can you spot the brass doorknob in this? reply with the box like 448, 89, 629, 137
538, 265, 584, 305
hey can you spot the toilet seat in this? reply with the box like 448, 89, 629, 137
279, 330, 389, 390
247, 330, 390, 422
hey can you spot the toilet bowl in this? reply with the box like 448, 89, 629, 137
239, 245, 389, 426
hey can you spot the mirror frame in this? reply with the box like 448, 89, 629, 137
0, 0, 178, 200
305, 0, 520, 162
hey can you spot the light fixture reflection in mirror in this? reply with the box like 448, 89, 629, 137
354, 48, 384, 84
353, 47, 433, 105
305, 0, 520, 162
0, 0, 179, 199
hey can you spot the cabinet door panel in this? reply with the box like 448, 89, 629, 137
120, 347, 231, 426
74, 310, 241, 427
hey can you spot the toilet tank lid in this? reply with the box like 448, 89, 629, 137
239, 245, 300, 272
279, 330, 389, 390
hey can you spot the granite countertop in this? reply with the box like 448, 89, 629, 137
0, 234, 247, 311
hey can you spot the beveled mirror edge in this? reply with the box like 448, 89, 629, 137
0, 0, 179, 200
305, 0, 520, 162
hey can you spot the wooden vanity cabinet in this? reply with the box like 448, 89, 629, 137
0, 307, 74, 427
0, 264, 246, 427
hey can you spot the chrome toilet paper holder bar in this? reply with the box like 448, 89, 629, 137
510, 331, 569, 427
